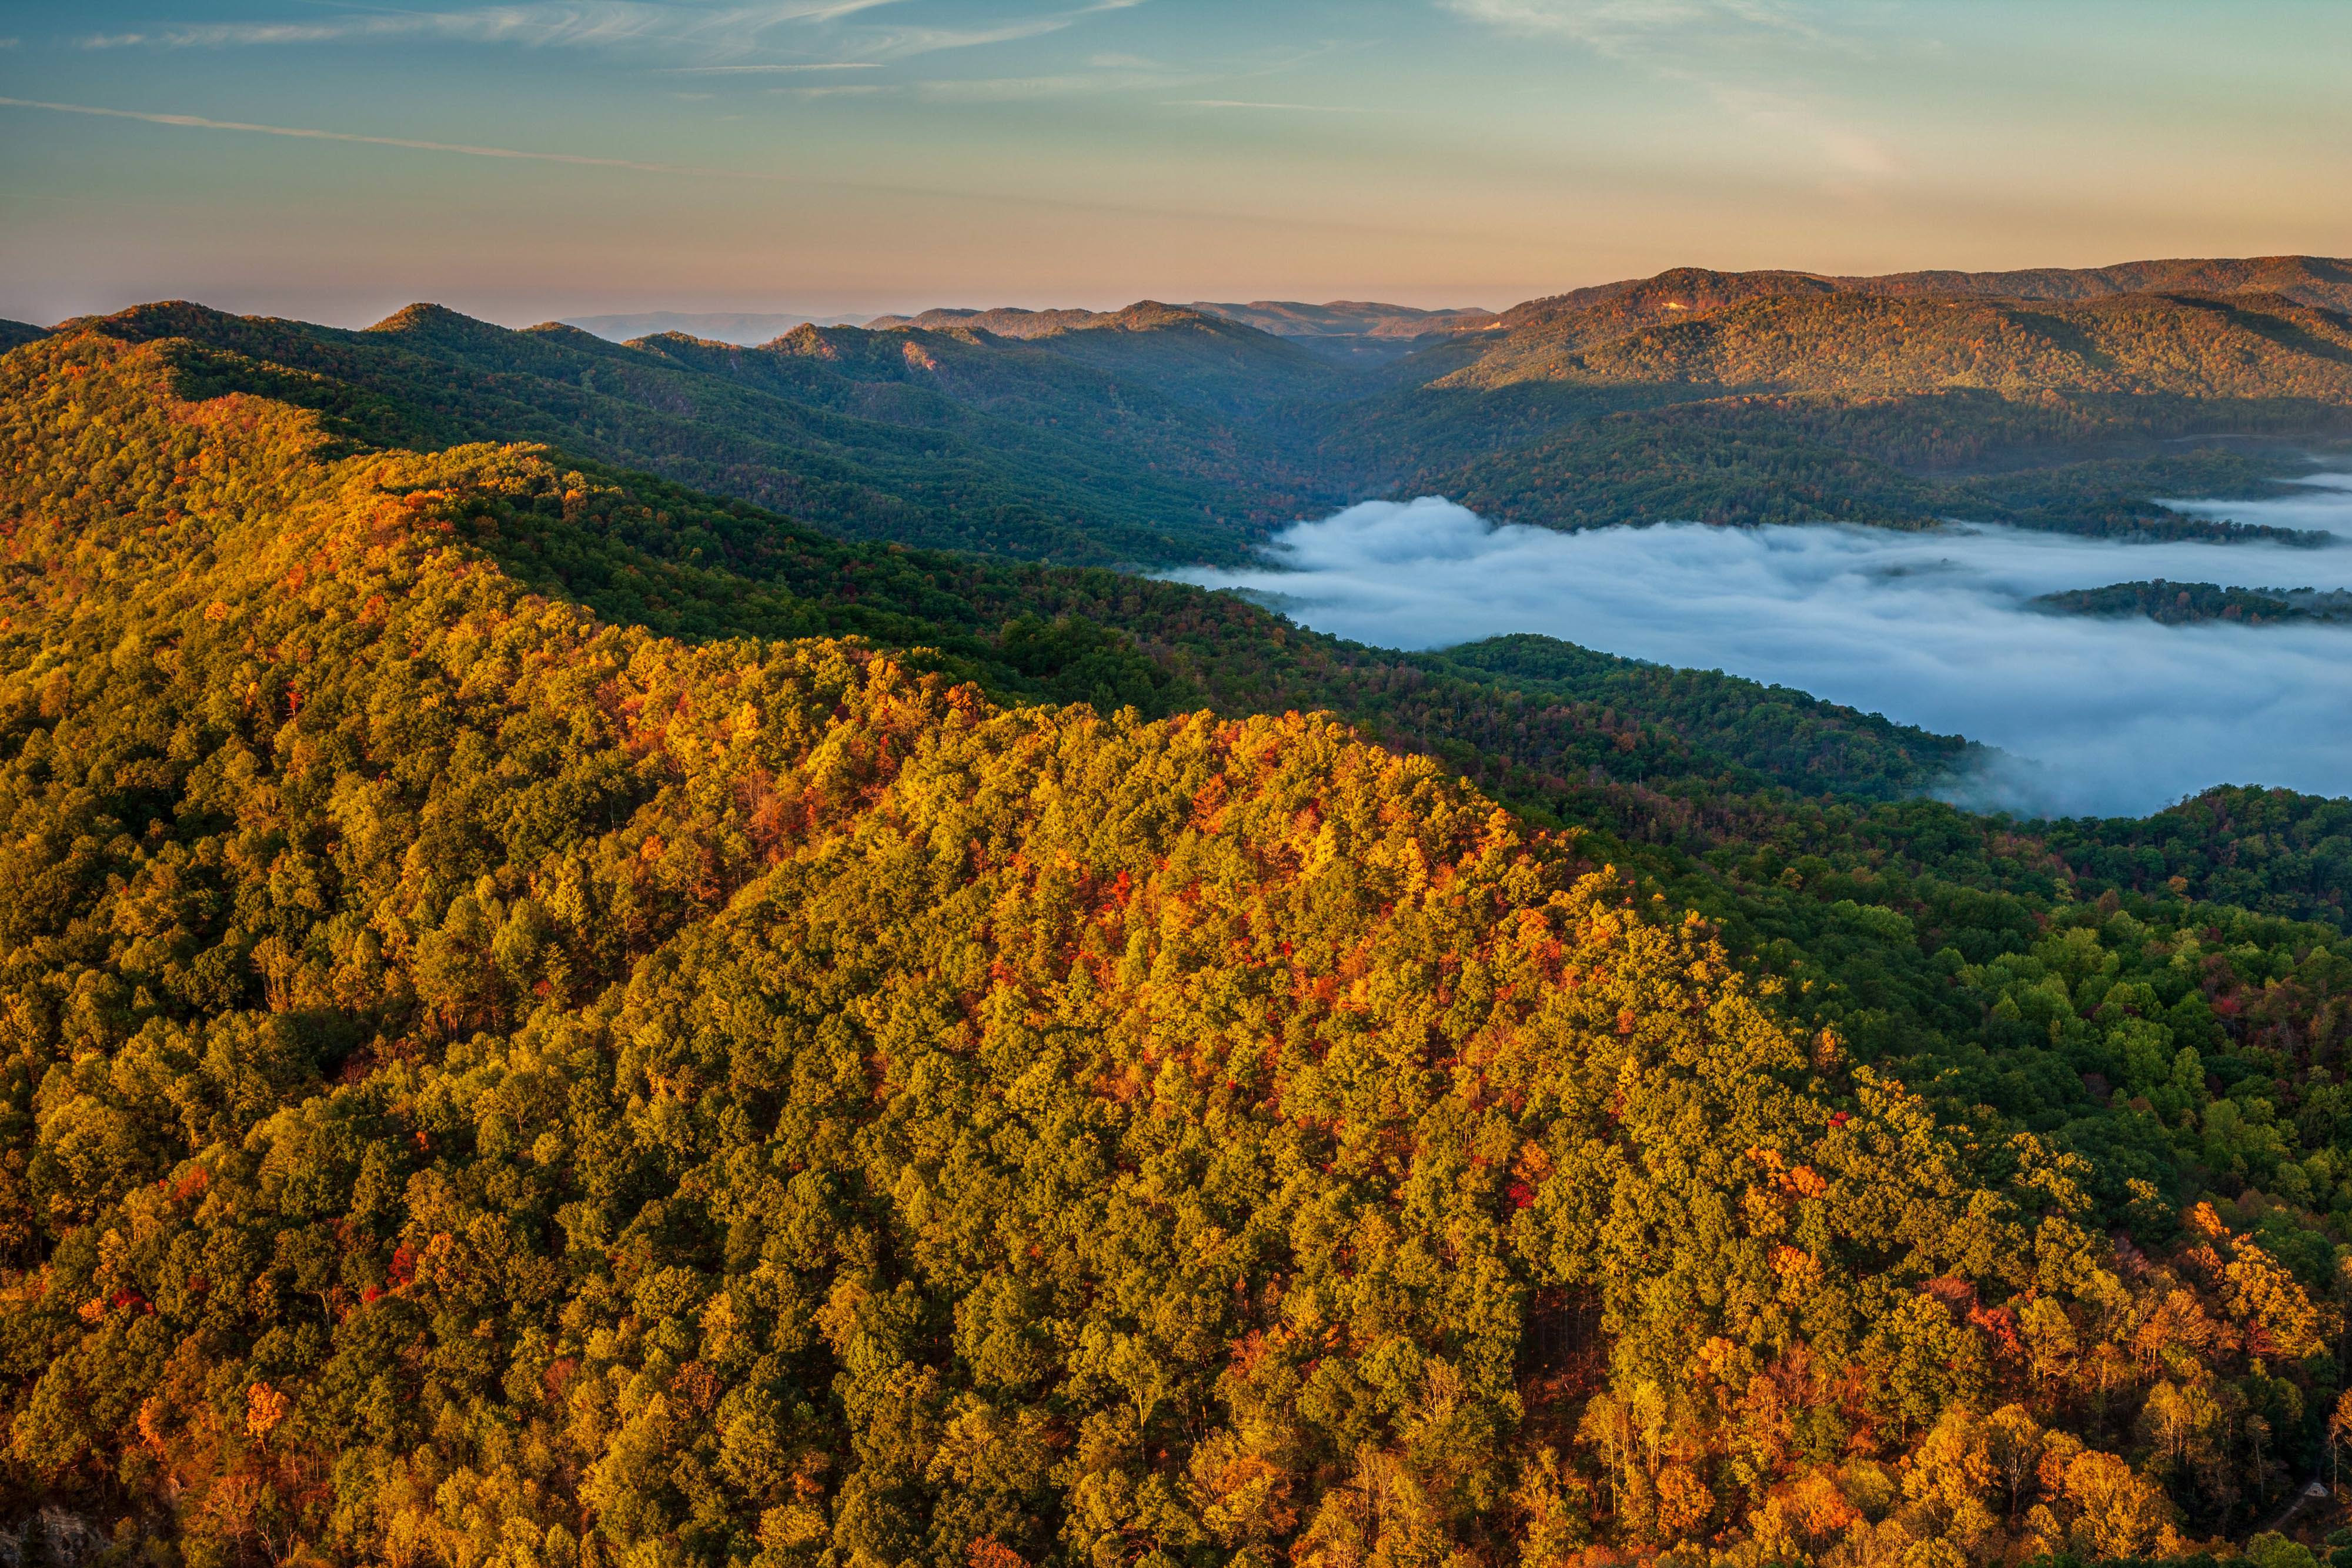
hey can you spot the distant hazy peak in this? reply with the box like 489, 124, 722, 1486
866, 305, 1117, 336
858, 302, 1232, 339
563, 309, 873, 345
1190, 300, 1499, 338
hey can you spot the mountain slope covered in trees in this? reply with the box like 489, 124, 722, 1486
72, 300, 1336, 568
8, 309, 2352, 1567
59, 255, 2352, 568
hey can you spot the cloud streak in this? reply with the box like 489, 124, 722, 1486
98, 0, 1145, 63
1162, 98, 1369, 112
660, 59, 882, 73
1443, 0, 1835, 56
85, 1, 906, 56
0, 93, 1432, 235
1171, 486, 2352, 817
0, 95, 781, 178
1444, 0, 1896, 181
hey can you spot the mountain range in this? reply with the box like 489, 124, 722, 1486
6, 259, 2352, 1565
563, 309, 877, 345
13, 255, 2352, 573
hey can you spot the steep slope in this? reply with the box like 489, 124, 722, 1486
0, 321, 46, 353
2, 320, 2343, 1568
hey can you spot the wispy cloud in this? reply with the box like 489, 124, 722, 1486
83, 2, 907, 59
661, 60, 881, 73
1164, 99, 1369, 113
88, 0, 1142, 65
862, 0, 1144, 61
1703, 83, 1895, 176
1443, 0, 1835, 55
774, 82, 890, 96
0, 91, 1409, 233
1444, 0, 1893, 180
0, 95, 789, 179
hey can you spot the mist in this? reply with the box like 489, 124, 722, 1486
1170, 484, 2352, 818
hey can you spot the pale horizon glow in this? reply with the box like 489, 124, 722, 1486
2, 0, 2348, 326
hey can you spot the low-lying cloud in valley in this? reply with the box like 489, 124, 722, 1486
1171, 479, 2352, 818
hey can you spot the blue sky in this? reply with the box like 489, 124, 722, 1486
2, 1, 2347, 326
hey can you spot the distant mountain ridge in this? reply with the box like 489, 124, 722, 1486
1501, 254, 2352, 331
862, 299, 1497, 342
1442, 285, 2352, 397
863, 298, 1499, 365
1188, 299, 1498, 338
29, 253, 2352, 568
562, 307, 873, 344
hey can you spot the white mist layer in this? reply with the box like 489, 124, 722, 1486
2160, 473, 2352, 537
1169, 487, 2352, 818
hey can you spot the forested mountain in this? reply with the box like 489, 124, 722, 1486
564, 312, 875, 346
857, 297, 1491, 370
0, 322, 47, 353
841, 303, 1349, 413
1493, 256, 2352, 340
10, 297, 2352, 1566
72, 299, 1335, 567
1442, 289, 2352, 400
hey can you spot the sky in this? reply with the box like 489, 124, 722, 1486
2, 0, 2348, 327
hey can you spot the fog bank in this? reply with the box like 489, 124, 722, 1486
1170, 490, 2352, 818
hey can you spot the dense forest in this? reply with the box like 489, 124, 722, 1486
8, 262, 2352, 1566
2033, 582, 2352, 626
